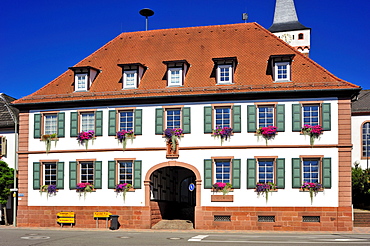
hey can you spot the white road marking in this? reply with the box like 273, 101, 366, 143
188, 235, 209, 241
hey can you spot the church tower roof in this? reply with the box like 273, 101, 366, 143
268, 0, 309, 32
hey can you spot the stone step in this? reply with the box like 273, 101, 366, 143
152, 219, 194, 230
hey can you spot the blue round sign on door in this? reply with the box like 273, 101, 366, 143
189, 183, 195, 191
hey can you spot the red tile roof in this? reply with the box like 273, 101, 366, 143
13, 22, 359, 105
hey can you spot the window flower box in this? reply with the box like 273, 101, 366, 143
41, 133, 58, 153
256, 126, 277, 145
76, 182, 94, 197
300, 182, 323, 204
211, 194, 234, 202
116, 130, 134, 150
301, 125, 323, 146
212, 126, 233, 145
115, 183, 133, 202
77, 130, 95, 150
39, 184, 57, 197
211, 182, 233, 201
255, 182, 277, 203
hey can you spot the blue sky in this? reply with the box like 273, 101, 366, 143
1, 0, 369, 99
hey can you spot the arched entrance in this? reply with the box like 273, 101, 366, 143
144, 161, 201, 229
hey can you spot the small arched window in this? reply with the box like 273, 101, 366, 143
362, 122, 370, 158
298, 33, 304, 40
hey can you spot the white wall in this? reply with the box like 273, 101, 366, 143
0, 130, 16, 169
27, 97, 340, 207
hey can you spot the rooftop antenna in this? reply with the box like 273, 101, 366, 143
242, 13, 248, 23
139, 8, 154, 31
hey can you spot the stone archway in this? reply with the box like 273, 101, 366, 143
144, 161, 202, 228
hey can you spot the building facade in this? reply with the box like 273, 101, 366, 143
12, 22, 359, 231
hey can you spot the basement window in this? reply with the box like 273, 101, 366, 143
214, 215, 231, 222
302, 216, 320, 222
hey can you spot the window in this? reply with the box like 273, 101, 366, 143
118, 63, 147, 89
217, 65, 232, 84
291, 157, 331, 188
215, 160, 231, 183
168, 68, 182, 86
69, 66, 100, 92
118, 160, 133, 185
163, 60, 189, 87
119, 110, 134, 131
76, 74, 88, 91
258, 106, 274, 128
123, 70, 137, 89
166, 108, 181, 129
108, 160, 142, 189
155, 107, 191, 134
292, 103, 331, 132
212, 57, 237, 85
362, 122, 370, 158
303, 105, 319, 126
267, 55, 294, 82
274, 62, 290, 81
80, 112, 95, 132
43, 162, 57, 186
80, 161, 94, 184
204, 158, 241, 189
33, 161, 64, 190
302, 159, 319, 183
69, 160, 102, 189
214, 107, 231, 128
258, 159, 274, 183
0, 136, 6, 156
247, 158, 285, 189
298, 33, 304, 40
44, 114, 57, 135
34, 113, 65, 138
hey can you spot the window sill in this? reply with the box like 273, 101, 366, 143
299, 189, 324, 192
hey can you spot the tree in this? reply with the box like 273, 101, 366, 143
352, 163, 370, 208
0, 161, 14, 225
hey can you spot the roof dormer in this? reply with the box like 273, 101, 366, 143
118, 63, 147, 89
267, 54, 295, 82
212, 57, 237, 85
69, 66, 100, 92
163, 60, 190, 87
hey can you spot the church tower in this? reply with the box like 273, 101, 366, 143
268, 0, 311, 56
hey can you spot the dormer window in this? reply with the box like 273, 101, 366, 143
118, 63, 147, 89
267, 55, 295, 82
163, 60, 189, 87
212, 57, 237, 84
69, 66, 100, 92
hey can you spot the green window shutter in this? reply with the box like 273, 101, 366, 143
247, 105, 257, 132
232, 159, 241, 189
292, 104, 302, 132
247, 159, 256, 189
204, 106, 213, 133
69, 161, 77, 190
276, 105, 285, 132
95, 111, 103, 136
232, 105, 241, 133
108, 110, 117, 136
108, 161, 116, 189
322, 158, 331, 188
321, 103, 331, 131
133, 160, 142, 189
204, 159, 213, 188
134, 109, 143, 135
94, 161, 102, 189
292, 158, 302, 188
34, 114, 41, 138
276, 158, 285, 189
56, 162, 64, 189
182, 107, 191, 134
33, 162, 41, 189
155, 108, 164, 134
57, 112, 65, 138
70, 112, 78, 137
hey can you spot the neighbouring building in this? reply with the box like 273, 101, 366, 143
352, 90, 370, 169
0, 93, 18, 223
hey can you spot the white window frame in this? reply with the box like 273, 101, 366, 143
274, 62, 291, 82
117, 160, 134, 185
302, 158, 320, 183
44, 114, 58, 135
43, 162, 57, 186
214, 159, 232, 184
217, 65, 233, 84
165, 108, 182, 129
123, 70, 137, 89
80, 161, 95, 184
75, 73, 88, 91
167, 67, 183, 86
80, 112, 95, 132
258, 105, 275, 128
119, 110, 134, 131
214, 106, 231, 128
0, 136, 6, 156
257, 159, 275, 183
302, 104, 320, 126
362, 122, 370, 158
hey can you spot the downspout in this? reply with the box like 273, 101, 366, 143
0, 94, 18, 227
